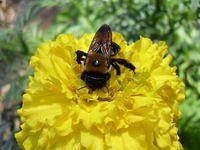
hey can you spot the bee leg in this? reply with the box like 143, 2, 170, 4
111, 58, 135, 73
111, 61, 121, 75
111, 42, 120, 56
76, 50, 87, 64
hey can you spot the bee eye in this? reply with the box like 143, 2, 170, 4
92, 60, 100, 67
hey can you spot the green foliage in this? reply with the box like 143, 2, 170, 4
178, 98, 200, 150
0, 2, 41, 60
0, 0, 199, 149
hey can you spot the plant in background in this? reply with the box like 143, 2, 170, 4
15, 33, 184, 149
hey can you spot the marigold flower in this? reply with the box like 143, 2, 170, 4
15, 33, 184, 150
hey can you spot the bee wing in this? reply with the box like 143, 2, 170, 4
89, 24, 112, 57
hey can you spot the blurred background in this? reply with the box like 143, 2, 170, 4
0, 0, 199, 149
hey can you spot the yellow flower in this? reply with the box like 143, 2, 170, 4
15, 33, 184, 150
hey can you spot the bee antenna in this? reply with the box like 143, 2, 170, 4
77, 85, 87, 90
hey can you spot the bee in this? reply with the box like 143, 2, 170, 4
76, 24, 135, 90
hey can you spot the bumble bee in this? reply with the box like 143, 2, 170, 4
76, 24, 135, 90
